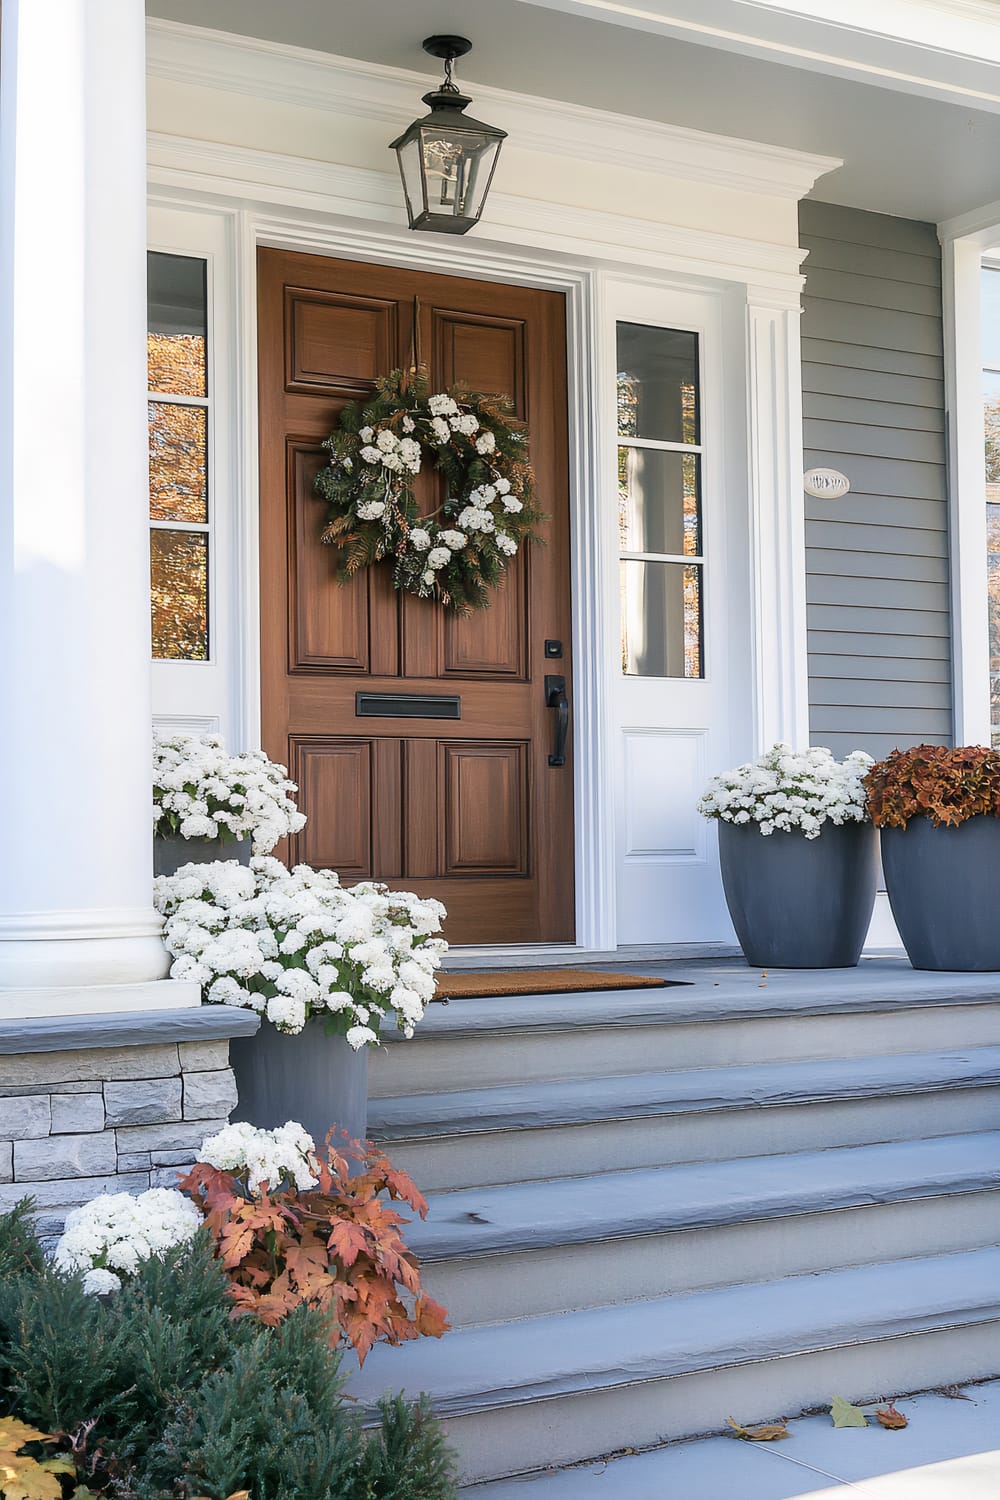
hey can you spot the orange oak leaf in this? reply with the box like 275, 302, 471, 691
727, 1416, 790, 1442
875, 1404, 908, 1430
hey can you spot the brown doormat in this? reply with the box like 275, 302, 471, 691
435, 968, 669, 999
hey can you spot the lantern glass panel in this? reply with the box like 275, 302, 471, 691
418, 125, 500, 222
396, 135, 427, 221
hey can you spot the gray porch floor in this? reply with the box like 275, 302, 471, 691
466, 1378, 1000, 1497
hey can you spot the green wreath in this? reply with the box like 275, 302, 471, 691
313, 368, 545, 612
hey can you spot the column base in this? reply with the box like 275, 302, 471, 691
0, 979, 201, 1021
0, 908, 170, 988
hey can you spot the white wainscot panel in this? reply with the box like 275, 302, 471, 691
623, 729, 708, 863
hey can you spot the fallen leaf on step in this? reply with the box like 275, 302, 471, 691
830, 1395, 868, 1428
875, 1404, 907, 1430
727, 1416, 790, 1441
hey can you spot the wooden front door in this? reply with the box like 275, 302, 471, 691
258, 249, 574, 944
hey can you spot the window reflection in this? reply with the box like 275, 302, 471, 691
147, 252, 207, 397
620, 560, 702, 678
616, 323, 699, 444
149, 402, 207, 523
151, 530, 208, 661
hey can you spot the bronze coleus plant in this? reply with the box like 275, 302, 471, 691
864, 743, 1000, 828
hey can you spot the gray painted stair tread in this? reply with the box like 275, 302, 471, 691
388, 960, 1000, 1040
368, 1046, 1000, 1138
407, 1133, 1000, 1260
347, 1246, 1000, 1417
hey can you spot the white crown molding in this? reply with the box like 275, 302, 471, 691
147, 132, 807, 297
145, 18, 840, 202
938, 197, 1000, 248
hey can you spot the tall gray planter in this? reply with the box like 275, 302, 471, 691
154, 834, 252, 877
881, 814, 1000, 970
718, 820, 878, 969
229, 1020, 369, 1155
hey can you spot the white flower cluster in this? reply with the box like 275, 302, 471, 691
697, 742, 874, 839
54, 1187, 202, 1293
358, 424, 422, 476
154, 857, 447, 1042
154, 733, 307, 854
198, 1120, 319, 1193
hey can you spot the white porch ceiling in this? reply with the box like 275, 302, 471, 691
145, 0, 1000, 224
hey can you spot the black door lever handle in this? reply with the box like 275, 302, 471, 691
545, 674, 569, 767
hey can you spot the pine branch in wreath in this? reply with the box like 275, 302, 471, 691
312, 367, 546, 612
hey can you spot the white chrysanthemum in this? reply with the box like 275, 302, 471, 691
495, 477, 511, 494
357, 499, 386, 520
199, 1120, 318, 1192
495, 532, 518, 556
427, 547, 451, 569
359, 425, 374, 442
697, 743, 874, 839
475, 430, 497, 454
409, 528, 432, 551
360, 445, 380, 464
54, 1188, 201, 1279
153, 732, 305, 854
428, 393, 458, 417
82, 1267, 122, 1297
422, 569, 435, 586
438, 529, 467, 550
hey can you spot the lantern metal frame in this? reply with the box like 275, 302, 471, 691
389, 36, 507, 235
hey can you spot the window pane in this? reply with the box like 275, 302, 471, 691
147, 251, 207, 396
149, 401, 207, 523
151, 529, 208, 661
617, 323, 699, 444
620, 559, 702, 678
986, 371, 1000, 501
618, 447, 700, 556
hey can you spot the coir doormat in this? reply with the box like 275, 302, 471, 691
435, 968, 670, 999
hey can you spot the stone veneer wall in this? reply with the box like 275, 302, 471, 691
0, 1007, 260, 1239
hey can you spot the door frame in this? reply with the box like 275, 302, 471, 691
148, 190, 810, 959
239, 212, 618, 956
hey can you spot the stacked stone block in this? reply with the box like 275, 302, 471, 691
0, 1008, 259, 1238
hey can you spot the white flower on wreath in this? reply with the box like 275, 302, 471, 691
360, 445, 380, 464
502, 496, 523, 513
422, 569, 435, 586
410, 527, 432, 551
438, 529, 467, 550
427, 547, 451, 570
359, 425, 375, 442
495, 477, 511, 494
428, 394, 459, 417
357, 500, 386, 520
476, 430, 497, 454
429, 416, 451, 444
496, 532, 518, 556
376, 428, 396, 452
402, 415, 415, 433
451, 413, 479, 436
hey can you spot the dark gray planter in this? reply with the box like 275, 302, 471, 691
881, 814, 1000, 970
229, 1019, 369, 1155
154, 833, 252, 877
718, 819, 878, 969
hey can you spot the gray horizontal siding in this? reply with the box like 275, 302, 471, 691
800, 199, 951, 760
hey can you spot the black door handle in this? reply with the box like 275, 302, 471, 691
545, 674, 569, 767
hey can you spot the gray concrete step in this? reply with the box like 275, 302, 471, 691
372, 964, 1000, 1096
347, 1246, 1000, 1485
369, 1047, 1000, 1188
411, 1132, 1000, 1323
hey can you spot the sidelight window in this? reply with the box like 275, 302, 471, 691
147, 252, 210, 661
616, 322, 704, 678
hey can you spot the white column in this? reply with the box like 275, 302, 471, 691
0, 1, 173, 995
745, 289, 812, 752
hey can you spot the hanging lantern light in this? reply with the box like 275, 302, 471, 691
390, 36, 507, 235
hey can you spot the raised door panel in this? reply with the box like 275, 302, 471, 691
288, 442, 373, 673
289, 737, 374, 877
434, 306, 530, 680
285, 288, 398, 395
442, 741, 528, 876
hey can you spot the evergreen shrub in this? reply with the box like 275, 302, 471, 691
0, 1203, 456, 1500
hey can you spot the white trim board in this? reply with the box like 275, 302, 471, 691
145, 18, 840, 202
147, 135, 809, 300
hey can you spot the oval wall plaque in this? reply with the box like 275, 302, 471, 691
804, 466, 850, 499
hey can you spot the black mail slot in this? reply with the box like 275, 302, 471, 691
355, 691, 462, 720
